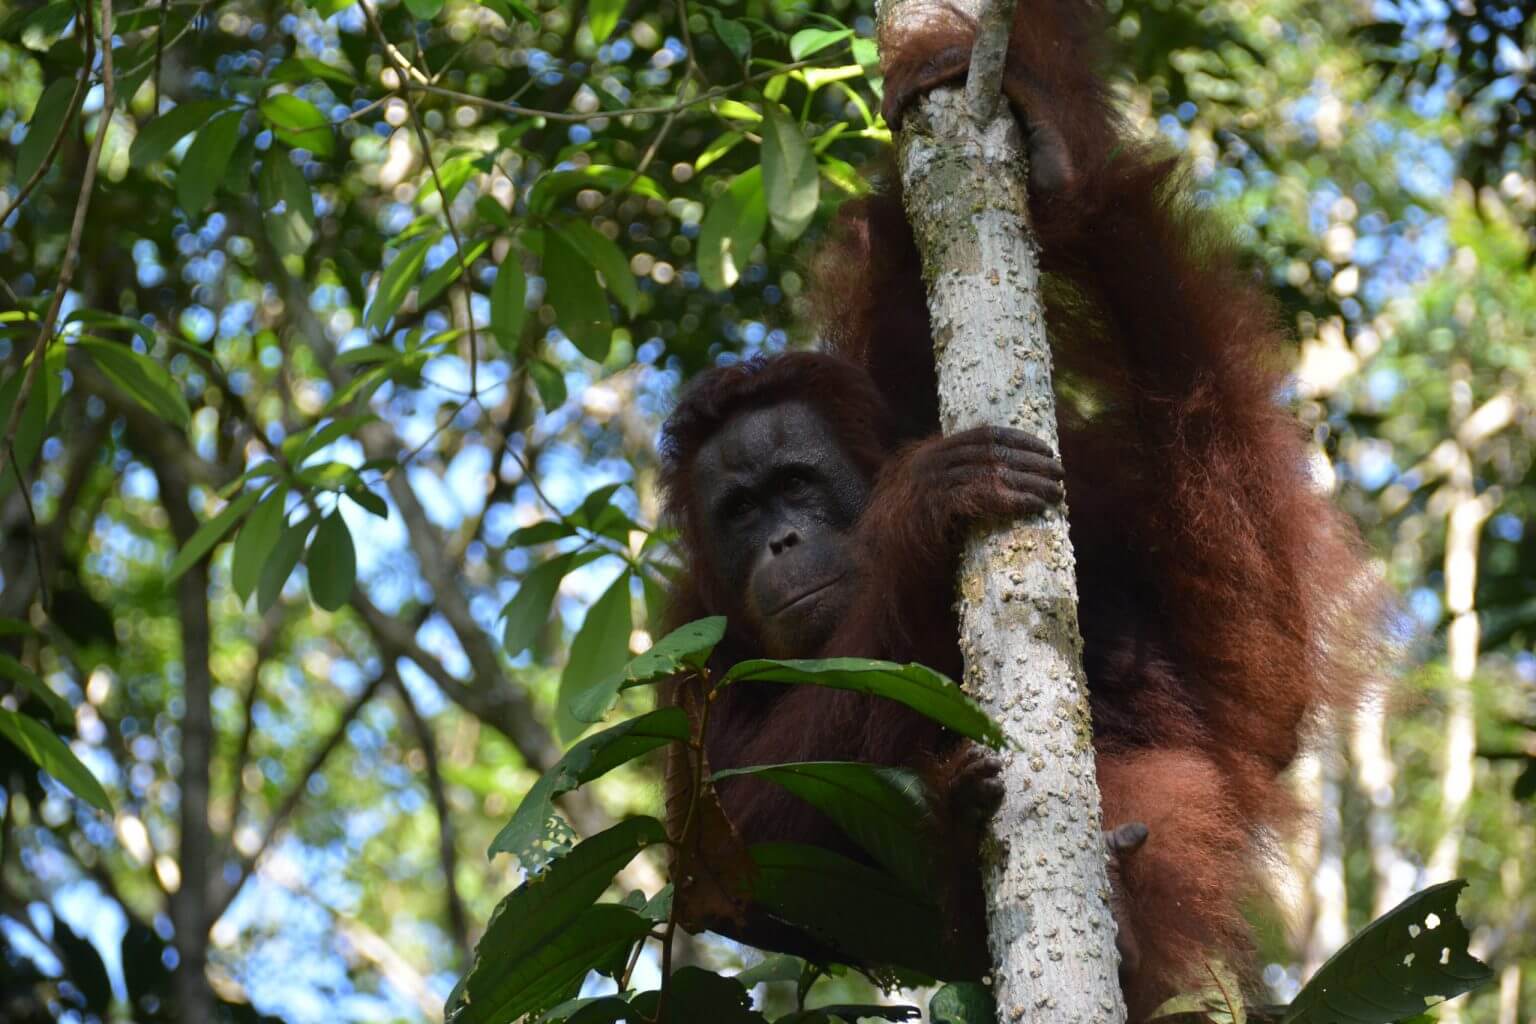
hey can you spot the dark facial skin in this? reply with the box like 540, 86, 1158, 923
693, 402, 870, 657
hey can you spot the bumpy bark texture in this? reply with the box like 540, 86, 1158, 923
881, 1, 1128, 1018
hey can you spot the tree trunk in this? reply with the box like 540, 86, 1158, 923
879, 1, 1126, 1018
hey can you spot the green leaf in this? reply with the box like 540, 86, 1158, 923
501, 550, 604, 656
507, 520, 577, 548
586, 0, 622, 43
733, 955, 804, 987
0, 708, 111, 812
748, 843, 953, 977
1280, 880, 1492, 1024
165, 488, 263, 583
698, 167, 767, 291
0, 366, 49, 499
712, 762, 935, 892
490, 254, 527, 352
489, 706, 689, 867
268, 56, 357, 86
259, 94, 334, 157
760, 104, 819, 242
366, 233, 439, 332
543, 228, 614, 360
76, 338, 191, 429
418, 239, 490, 308
0, 617, 37, 637
1147, 960, 1248, 1024
130, 100, 234, 169
346, 486, 388, 519
258, 515, 316, 613
529, 360, 568, 409
177, 109, 243, 214
450, 904, 651, 1024
557, 571, 634, 741
551, 220, 641, 317
695, 130, 744, 172
420, 152, 480, 205
658, 968, 765, 1023
404, 0, 442, 15
708, 11, 751, 62
452, 818, 666, 1024
232, 486, 287, 603
788, 27, 852, 60
66, 308, 156, 349
567, 616, 725, 725
721, 658, 1006, 748
282, 413, 377, 465
259, 151, 317, 258
476, 194, 515, 228
527, 166, 665, 215
0, 652, 71, 726
478, 0, 539, 25
306, 511, 357, 612
17, 77, 77, 183
929, 984, 996, 1024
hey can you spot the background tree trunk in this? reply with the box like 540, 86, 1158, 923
879, 1, 1126, 1018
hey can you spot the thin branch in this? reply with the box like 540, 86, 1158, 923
400, 55, 839, 123
209, 670, 389, 923
360, 0, 481, 396
391, 672, 471, 965
0, 53, 90, 227
8, 446, 49, 609
0, 0, 114, 484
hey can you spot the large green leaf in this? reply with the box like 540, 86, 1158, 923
306, 511, 356, 611
489, 707, 689, 868
527, 166, 664, 215
77, 338, 191, 429
788, 28, 852, 60
586, 0, 623, 42
760, 104, 819, 241
365, 233, 439, 332
698, 167, 767, 290
490, 254, 527, 352
165, 487, 263, 583
551, 219, 641, 316
720, 659, 1006, 748
747, 842, 953, 977
544, 228, 614, 360
448, 904, 652, 1024
258, 515, 316, 612
232, 486, 287, 602
501, 549, 605, 655
451, 818, 667, 1024
1280, 880, 1492, 1023
557, 571, 634, 742
567, 616, 726, 726
712, 762, 935, 892
259, 94, 334, 157
0, 652, 71, 726
928, 984, 996, 1024
177, 109, 244, 214
130, 100, 233, 168
259, 151, 317, 258
0, 708, 111, 812
17, 77, 77, 183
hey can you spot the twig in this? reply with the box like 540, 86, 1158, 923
0, 0, 115, 485
360, 0, 481, 398
8, 446, 50, 609
0, 55, 90, 228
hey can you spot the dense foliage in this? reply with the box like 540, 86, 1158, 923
0, 0, 1532, 1020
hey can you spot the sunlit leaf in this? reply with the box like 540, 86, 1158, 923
365, 233, 439, 332
268, 56, 357, 86
17, 76, 77, 183
760, 104, 819, 241
501, 550, 605, 656
587, 0, 622, 43
0, 708, 111, 812
527, 166, 664, 215
567, 616, 725, 725
556, 570, 634, 741
543, 228, 613, 360
789, 27, 852, 60
259, 151, 317, 258
130, 99, 234, 169
259, 94, 334, 157
698, 167, 767, 291
418, 239, 490, 308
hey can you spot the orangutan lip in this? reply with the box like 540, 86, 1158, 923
770, 573, 847, 616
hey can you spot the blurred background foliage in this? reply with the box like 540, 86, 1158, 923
0, 0, 1532, 1019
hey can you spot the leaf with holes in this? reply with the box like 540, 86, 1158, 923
1280, 881, 1492, 1024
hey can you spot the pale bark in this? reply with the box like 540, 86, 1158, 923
880, 1, 1125, 1018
